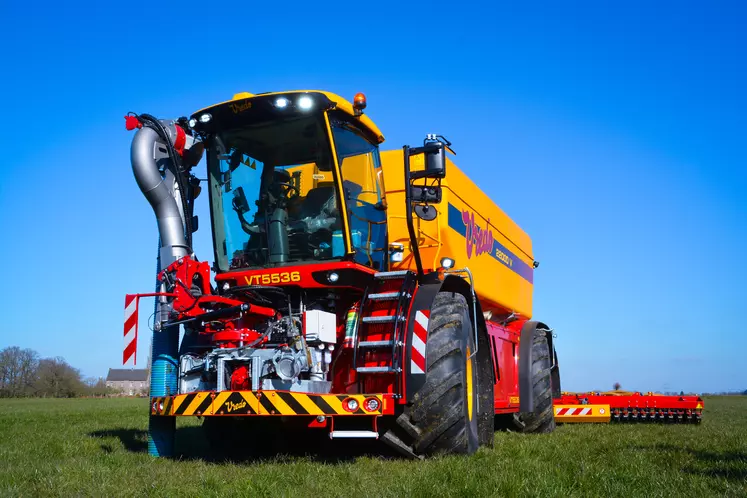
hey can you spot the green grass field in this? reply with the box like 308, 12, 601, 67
0, 396, 745, 497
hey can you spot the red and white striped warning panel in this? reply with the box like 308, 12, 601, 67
123, 295, 138, 366
553, 404, 610, 423
556, 407, 592, 416
411, 310, 430, 374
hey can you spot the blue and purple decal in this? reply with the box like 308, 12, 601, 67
447, 203, 534, 284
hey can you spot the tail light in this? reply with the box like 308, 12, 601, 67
363, 397, 381, 413
342, 397, 359, 412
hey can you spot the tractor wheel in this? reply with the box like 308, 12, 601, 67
512, 329, 556, 433
394, 292, 479, 457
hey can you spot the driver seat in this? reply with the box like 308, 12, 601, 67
299, 185, 336, 219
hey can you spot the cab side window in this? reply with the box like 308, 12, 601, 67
331, 118, 387, 270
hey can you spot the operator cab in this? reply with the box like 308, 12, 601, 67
190, 91, 388, 273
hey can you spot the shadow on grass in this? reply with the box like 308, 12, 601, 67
632, 443, 747, 483
89, 426, 402, 465
89, 429, 148, 453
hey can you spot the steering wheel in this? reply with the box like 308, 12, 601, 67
273, 182, 299, 200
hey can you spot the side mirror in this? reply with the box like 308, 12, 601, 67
410, 185, 441, 221
414, 205, 437, 221
409, 185, 442, 204
407, 135, 451, 181
402, 134, 453, 278
232, 186, 250, 214
423, 142, 446, 178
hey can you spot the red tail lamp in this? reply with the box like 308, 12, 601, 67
363, 397, 381, 412
353, 92, 367, 116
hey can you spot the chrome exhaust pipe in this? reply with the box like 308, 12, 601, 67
130, 125, 189, 267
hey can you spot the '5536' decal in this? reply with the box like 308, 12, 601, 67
243, 272, 301, 285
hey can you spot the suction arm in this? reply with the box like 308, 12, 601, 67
131, 126, 190, 267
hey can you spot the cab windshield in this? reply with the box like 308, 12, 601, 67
208, 115, 342, 271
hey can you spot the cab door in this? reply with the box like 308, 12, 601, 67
329, 114, 388, 270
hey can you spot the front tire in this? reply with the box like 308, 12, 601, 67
394, 292, 479, 456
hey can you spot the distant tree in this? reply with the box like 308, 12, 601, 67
35, 357, 86, 398
84, 377, 114, 397
0, 346, 39, 397
613, 382, 621, 391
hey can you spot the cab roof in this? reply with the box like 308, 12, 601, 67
191, 90, 385, 144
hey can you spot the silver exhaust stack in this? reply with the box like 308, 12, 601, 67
130, 125, 190, 268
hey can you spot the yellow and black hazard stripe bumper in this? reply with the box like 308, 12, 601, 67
151, 391, 394, 416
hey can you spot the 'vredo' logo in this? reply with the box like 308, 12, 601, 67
226, 400, 247, 413
462, 210, 495, 259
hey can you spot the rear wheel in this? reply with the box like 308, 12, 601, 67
512, 329, 556, 433
390, 292, 479, 457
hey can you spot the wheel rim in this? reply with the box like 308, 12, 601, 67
466, 346, 474, 421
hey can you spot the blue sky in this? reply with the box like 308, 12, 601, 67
0, 1, 744, 393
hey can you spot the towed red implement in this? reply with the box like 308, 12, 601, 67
554, 390, 704, 424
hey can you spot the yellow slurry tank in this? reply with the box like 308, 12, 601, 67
380, 150, 536, 318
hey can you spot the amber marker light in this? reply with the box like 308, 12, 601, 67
353, 92, 367, 116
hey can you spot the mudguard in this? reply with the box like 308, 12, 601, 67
404, 275, 495, 413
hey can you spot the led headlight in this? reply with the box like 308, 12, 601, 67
298, 96, 313, 110
440, 257, 456, 270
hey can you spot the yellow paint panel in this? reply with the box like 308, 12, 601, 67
380, 149, 534, 317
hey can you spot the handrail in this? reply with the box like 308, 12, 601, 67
444, 267, 479, 358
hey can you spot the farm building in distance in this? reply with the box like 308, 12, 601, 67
105, 368, 149, 396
